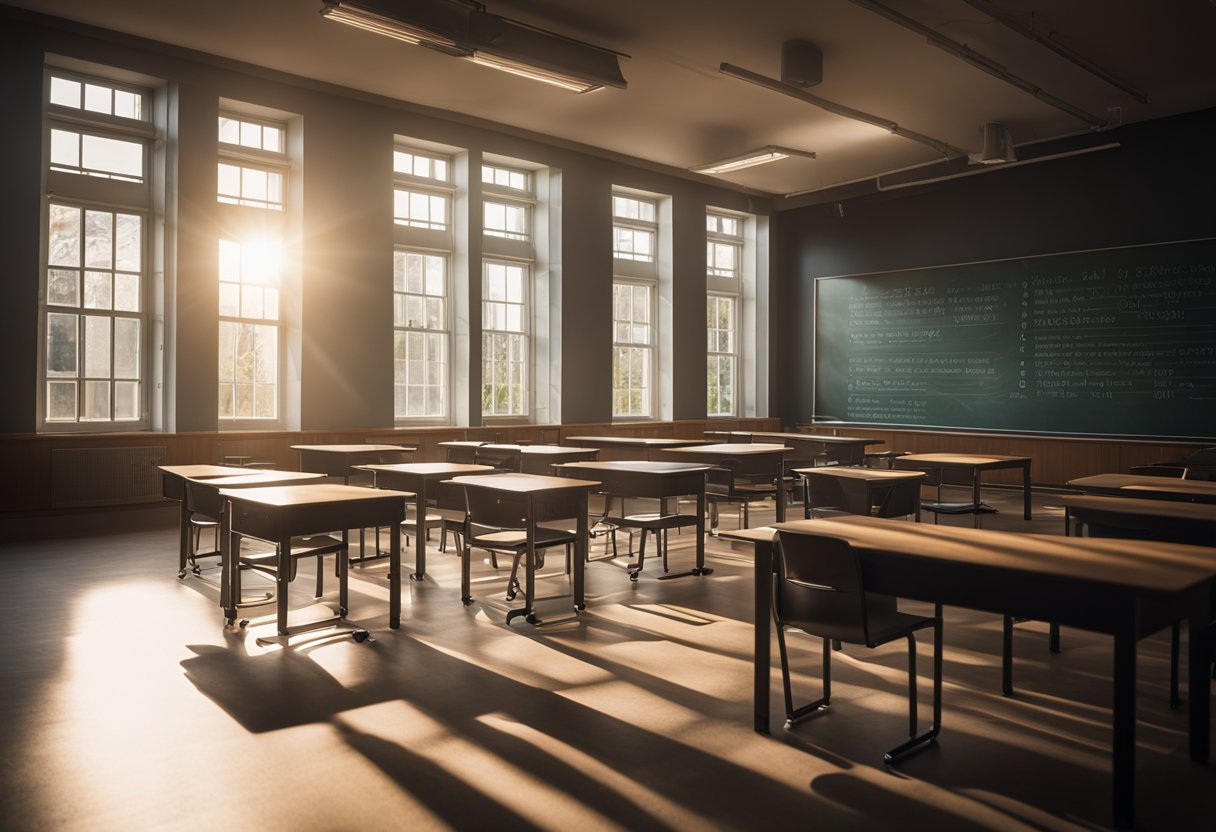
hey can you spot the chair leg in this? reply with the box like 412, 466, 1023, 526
506, 551, 524, 600
630, 531, 648, 581
884, 613, 942, 763
314, 553, 324, 597
661, 528, 669, 573
775, 614, 831, 727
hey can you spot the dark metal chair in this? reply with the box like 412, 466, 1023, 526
773, 531, 942, 762
706, 457, 778, 534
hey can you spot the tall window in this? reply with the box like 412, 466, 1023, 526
707, 211, 743, 416
612, 192, 658, 418
217, 111, 289, 422
393, 144, 453, 421
481, 161, 535, 418
482, 260, 529, 417
217, 239, 280, 419
42, 70, 152, 428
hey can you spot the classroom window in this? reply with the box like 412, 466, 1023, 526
44, 204, 145, 423
483, 199, 529, 241
218, 114, 284, 153
394, 189, 448, 231
217, 238, 280, 420
482, 259, 529, 417
394, 249, 449, 419
707, 293, 737, 417
217, 162, 285, 210
482, 164, 529, 191
612, 281, 654, 418
395, 149, 449, 183
42, 67, 154, 431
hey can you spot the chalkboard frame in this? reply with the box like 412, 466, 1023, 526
813, 237, 1216, 441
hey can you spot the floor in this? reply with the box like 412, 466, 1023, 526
0, 487, 1212, 831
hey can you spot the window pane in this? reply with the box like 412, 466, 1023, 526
83, 83, 111, 114
50, 77, 80, 108
84, 316, 111, 377
84, 271, 112, 310
46, 381, 77, 421
82, 380, 110, 420
239, 120, 261, 148
48, 269, 79, 307
263, 126, 283, 153
114, 274, 139, 312
114, 380, 140, 420
81, 134, 142, 179
241, 284, 263, 319
113, 90, 139, 119
219, 283, 240, 317
46, 312, 78, 374
218, 163, 240, 196
84, 210, 113, 269
115, 213, 141, 271
114, 317, 140, 379
244, 167, 267, 201
218, 322, 236, 382
48, 204, 80, 267
50, 129, 79, 168
263, 288, 279, 321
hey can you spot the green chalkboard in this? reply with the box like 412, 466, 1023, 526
814, 238, 1216, 439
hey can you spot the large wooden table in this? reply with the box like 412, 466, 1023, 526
552, 460, 714, 576
725, 516, 1215, 830
564, 435, 708, 460
160, 464, 265, 577
707, 430, 883, 467
356, 462, 495, 580
219, 483, 410, 638
1067, 473, 1216, 503
446, 472, 600, 624
893, 452, 1033, 522
660, 442, 792, 524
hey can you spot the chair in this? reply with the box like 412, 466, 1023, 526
231, 533, 347, 619
1128, 446, 1216, 481
460, 486, 577, 603
474, 445, 522, 472
614, 507, 698, 580
773, 531, 942, 762
706, 457, 778, 535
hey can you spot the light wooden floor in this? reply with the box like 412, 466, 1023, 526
0, 488, 1212, 831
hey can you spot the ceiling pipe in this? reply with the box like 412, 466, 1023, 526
846, 0, 1108, 128
961, 0, 1148, 104
719, 62, 967, 158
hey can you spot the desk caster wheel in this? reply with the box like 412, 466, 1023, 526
352, 630, 371, 643
628, 572, 639, 582
225, 616, 236, 627
461, 596, 474, 606
338, 606, 348, 617
191, 565, 202, 576
178, 569, 188, 579
239, 619, 249, 630
526, 614, 539, 625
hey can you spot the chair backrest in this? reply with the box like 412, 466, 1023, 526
463, 486, 530, 532
872, 481, 920, 518
774, 531, 891, 645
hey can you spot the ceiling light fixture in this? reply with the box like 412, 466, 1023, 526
320, 0, 628, 92
692, 146, 817, 175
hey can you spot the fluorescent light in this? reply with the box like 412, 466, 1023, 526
469, 52, 603, 93
320, 3, 460, 49
692, 146, 816, 175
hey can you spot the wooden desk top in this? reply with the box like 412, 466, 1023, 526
447, 472, 600, 493
1068, 474, 1216, 498
554, 460, 713, 474
564, 435, 707, 447
793, 467, 926, 482
356, 462, 494, 477
1062, 494, 1216, 522
480, 444, 598, 455
438, 440, 489, 447
160, 464, 257, 480
895, 453, 1030, 466
670, 442, 792, 456
219, 483, 414, 507
773, 515, 1216, 592
291, 444, 414, 454
188, 471, 326, 489
750, 431, 884, 446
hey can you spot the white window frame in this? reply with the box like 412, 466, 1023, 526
611, 278, 656, 419
217, 110, 288, 211
217, 237, 282, 422
707, 209, 745, 418
707, 292, 738, 418
39, 68, 154, 431
394, 248, 451, 421
481, 258, 531, 419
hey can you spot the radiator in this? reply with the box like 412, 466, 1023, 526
50, 446, 168, 508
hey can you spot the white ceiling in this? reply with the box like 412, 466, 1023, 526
14, 0, 1216, 197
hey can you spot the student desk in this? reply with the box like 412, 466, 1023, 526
660, 443, 792, 524
439, 440, 489, 463
893, 453, 1033, 523
793, 466, 926, 521
161, 464, 262, 577
564, 435, 708, 460
355, 462, 495, 580
219, 484, 410, 638
552, 460, 714, 576
725, 517, 1215, 830
728, 430, 883, 467
446, 473, 599, 624
291, 444, 416, 481
1067, 473, 1216, 503
476, 444, 600, 474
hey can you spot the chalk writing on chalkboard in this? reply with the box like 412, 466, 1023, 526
814, 238, 1216, 439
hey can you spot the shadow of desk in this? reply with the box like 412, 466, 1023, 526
724, 516, 1215, 830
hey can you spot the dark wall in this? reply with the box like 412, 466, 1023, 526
772, 107, 1216, 427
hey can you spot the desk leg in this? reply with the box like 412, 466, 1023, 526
412, 482, 427, 582
1023, 463, 1032, 520
775, 461, 786, 523
221, 502, 235, 624
389, 524, 401, 629
754, 538, 774, 734
276, 534, 291, 637
177, 501, 190, 578
1111, 620, 1136, 830
692, 490, 710, 575
507, 510, 538, 625
573, 502, 586, 611
1189, 592, 1211, 764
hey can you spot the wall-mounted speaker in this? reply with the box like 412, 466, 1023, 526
781, 40, 823, 87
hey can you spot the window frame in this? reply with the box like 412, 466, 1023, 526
481, 257, 532, 420
611, 277, 657, 420
706, 208, 746, 419
706, 291, 738, 418
216, 237, 283, 423
393, 247, 451, 422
